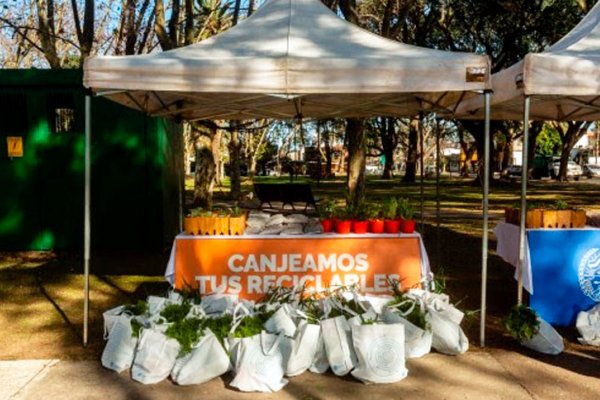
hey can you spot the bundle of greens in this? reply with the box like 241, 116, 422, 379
503, 304, 540, 342
165, 317, 204, 356
201, 314, 234, 347
131, 318, 144, 338
298, 293, 325, 324
124, 300, 148, 316
124, 300, 148, 338
160, 302, 192, 323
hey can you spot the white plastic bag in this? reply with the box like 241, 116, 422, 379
146, 295, 168, 315
521, 318, 564, 355
382, 307, 432, 359
229, 332, 288, 392
321, 315, 357, 376
201, 293, 238, 314
264, 304, 297, 337
308, 331, 329, 374
576, 304, 600, 346
101, 314, 138, 373
426, 298, 469, 355
168, 290, 184, 304
266, 214, 286, 227
351, 323, 408, 384
280, 224, 304, 235
285, 320, 321, 376
285, 214, 309, 224
102, 305, 126, 339
131, 328, 181, 384
171, 329, 230, 385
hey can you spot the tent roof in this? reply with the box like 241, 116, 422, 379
83, 0, 490, 120
456, 2, 600, 121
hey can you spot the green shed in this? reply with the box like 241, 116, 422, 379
0, 69, 183, 251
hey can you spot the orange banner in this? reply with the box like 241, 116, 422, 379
174, 236, 424, 300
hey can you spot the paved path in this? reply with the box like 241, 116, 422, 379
2, 348, 599, 400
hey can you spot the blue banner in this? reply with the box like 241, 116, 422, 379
528, 230, 600, 326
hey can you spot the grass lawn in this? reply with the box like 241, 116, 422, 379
2, 175, 600, 360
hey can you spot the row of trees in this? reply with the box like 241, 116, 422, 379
1, 0, 596, 207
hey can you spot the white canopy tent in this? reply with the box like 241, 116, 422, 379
84, 0, 490, 119
454, 3, 600, 317
456, 0, 600, 122
83, 0, 492, 345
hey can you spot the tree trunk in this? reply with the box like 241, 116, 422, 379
212, 129, 222, 186
526, 122, 543, 178
403, 118, 419, 183
460, 120, 496, 186
381, 117, 395, 179
192, 123, 218, 209
322, 128, 333, 176
346, 118, 366, 208
36, 0, 60, 68
501, 140, 512, 171
229, 127, 242, 201
194, 146, 216, 209
553, 121, 590, 181
249, 127, 267, 180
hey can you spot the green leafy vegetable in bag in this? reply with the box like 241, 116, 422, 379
386, 296, 428, 331
503, 305, 540, 341
232, 311, 275, 339
124, 300, 148, 316
160, 302, 192, 323
165, 317, 204, 356
130, 318, 143, 338
202, 314, 234, 346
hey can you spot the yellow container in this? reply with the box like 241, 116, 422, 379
229, 214, 247, 235
184, 217, 199, 235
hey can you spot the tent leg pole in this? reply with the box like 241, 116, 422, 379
518, 96, 531, 306
419, 112, 425, 234
435, 118, 441, 251
480, 91, 491, 348
178, 128, 183, 233
83, 94, 92, 347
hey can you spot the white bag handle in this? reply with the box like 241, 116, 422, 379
329, 297, 359, 317
260, 331, 283, 356
229, 303, 253, 335
386, 299, 417, 317
187, 304, 207, 319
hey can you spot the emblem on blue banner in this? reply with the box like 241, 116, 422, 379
578, 248, 600, 302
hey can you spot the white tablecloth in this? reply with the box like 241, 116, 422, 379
494, 222, 533, 293
165, 232, 431, 286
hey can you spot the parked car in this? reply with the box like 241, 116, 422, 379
551, 160, 583, 180
583, 164, 600, 178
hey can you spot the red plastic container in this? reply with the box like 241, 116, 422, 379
369, 219, 385, 233
321, 219, 333, 233
352, 220, 369, 234
401, 219, 416, 233
335, 219, 352, 234
384, 219, 401, 234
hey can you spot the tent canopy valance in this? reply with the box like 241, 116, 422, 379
455, 1, 600, 121
83, 0, 490, 120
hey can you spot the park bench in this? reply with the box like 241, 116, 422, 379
253, 183, 320, 212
